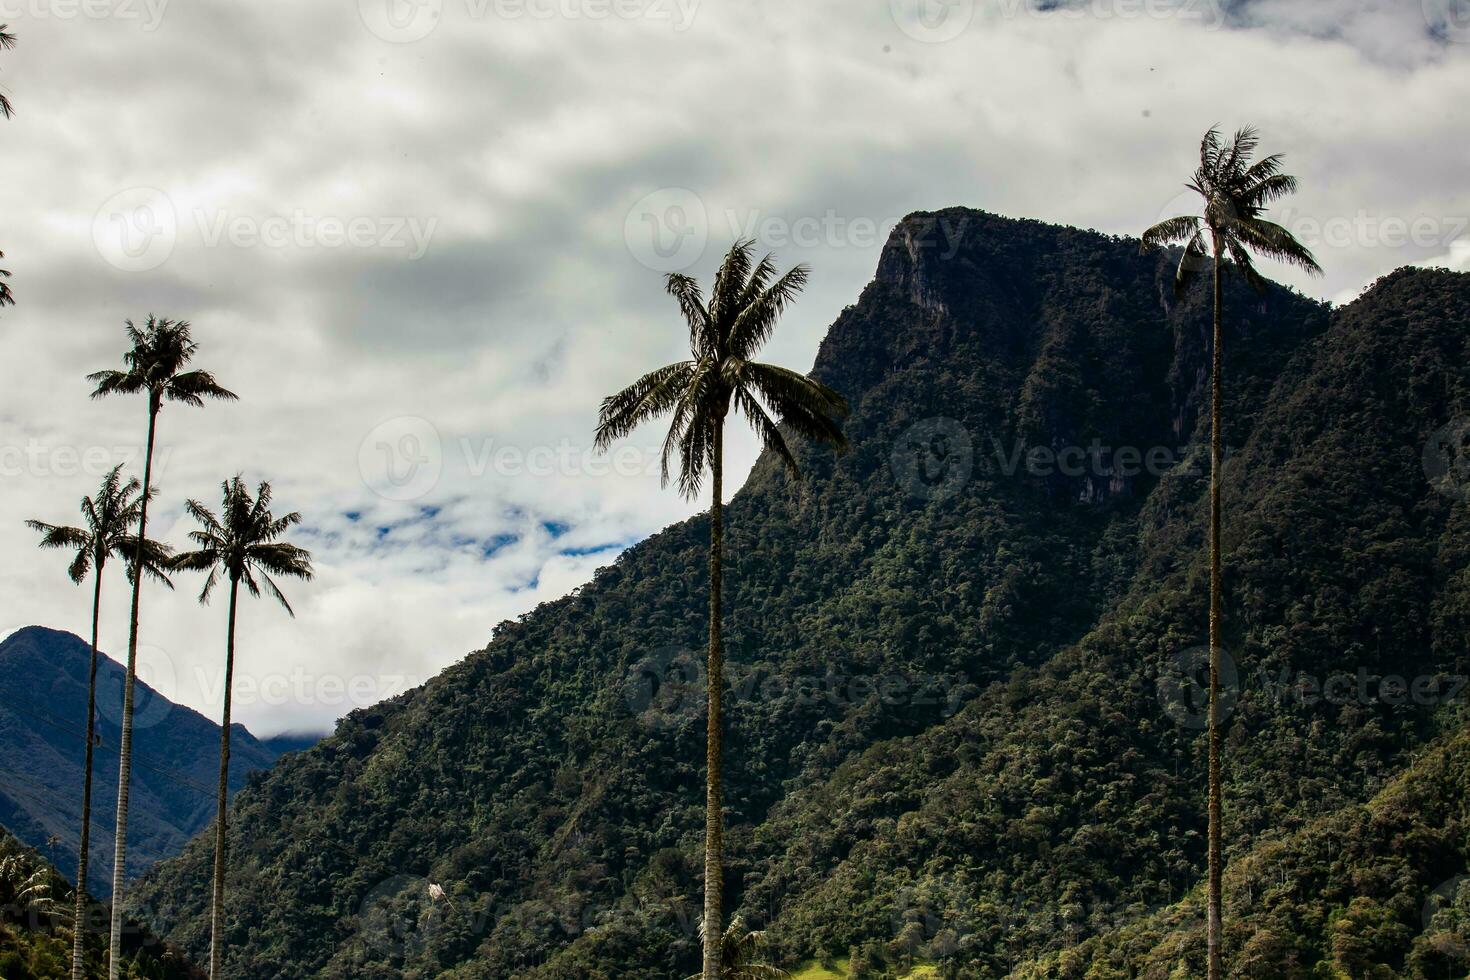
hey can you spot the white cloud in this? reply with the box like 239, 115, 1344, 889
1, 0, 1466, 735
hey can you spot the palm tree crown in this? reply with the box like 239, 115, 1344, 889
0, 24, 15, 120
686, 917, 790, 980
87, 316, 238, 409
594, 240, 848, 496
1142, 125, 1323, 292
1, 26, 15, 309
171, 477, 314, 609
26, 465, 174, 587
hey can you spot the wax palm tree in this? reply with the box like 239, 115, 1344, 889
1142, 125, 1321, 979
685, 917, 790, 980
26, 466, 174, 980
88, 316, 236, 979
170, 476, 312, 979
2, 26, 16, 309
595, 240, 847, 978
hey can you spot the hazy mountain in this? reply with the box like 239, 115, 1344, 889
128, 210, 1470, 978
0, 626, 318, 896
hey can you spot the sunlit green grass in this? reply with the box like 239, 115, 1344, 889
789, 960, 938, 978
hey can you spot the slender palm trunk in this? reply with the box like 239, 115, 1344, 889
1206, 248, 1224, 980
701, 422, 725, 980
71, 564, 103, 980
109, 397, 158, 980
209, 579, 239, 979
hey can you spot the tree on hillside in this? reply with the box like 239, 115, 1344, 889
596, 240, 848, 978
1142, 125, 1321, 980
88, 317, 236, 980
170, 476, 312, 980
26, 465, 174, 980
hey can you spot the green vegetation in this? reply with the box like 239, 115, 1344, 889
26, 466, 175, 980
0, 828, 200, 979
595, 239, 848, 978
170, 477, 313, 979
88, 317, 237, 978
1141, 124, 1322, 979
137, 208, 1470, 979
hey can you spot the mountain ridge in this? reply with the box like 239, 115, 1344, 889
129, 209, 1470, 978
0, 625, 305, 895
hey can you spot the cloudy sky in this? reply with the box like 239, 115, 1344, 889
1, 0, 1467, 737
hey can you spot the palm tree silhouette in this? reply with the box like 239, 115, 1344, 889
685, 916, 790, 980
170, 476, 312, 980
596, 240, 847, 978
1, 25, 16, 309
87, 316, 236, 979
1142, 125, 1321, 979
26, 465, 174, 980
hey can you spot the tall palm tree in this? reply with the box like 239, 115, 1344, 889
2, 25, 16, 310
88, 316, 236, 979
170, 476, 312, 979
26, 466, 174, 980
685, 917, 791, 980
595, 240, 847, 979
1142, 126, 1321, 979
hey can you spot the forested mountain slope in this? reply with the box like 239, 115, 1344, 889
128, 210, 1470, 978
0, 626, 300, 894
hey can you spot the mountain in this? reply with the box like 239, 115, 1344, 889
0, 825, 202, 979
127, 209, 1470, 978
0, 626, 315, 896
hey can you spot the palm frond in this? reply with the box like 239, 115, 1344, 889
1141, 214, 1203, 252
594, 361, 696, 450
727, 263, 810, 360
